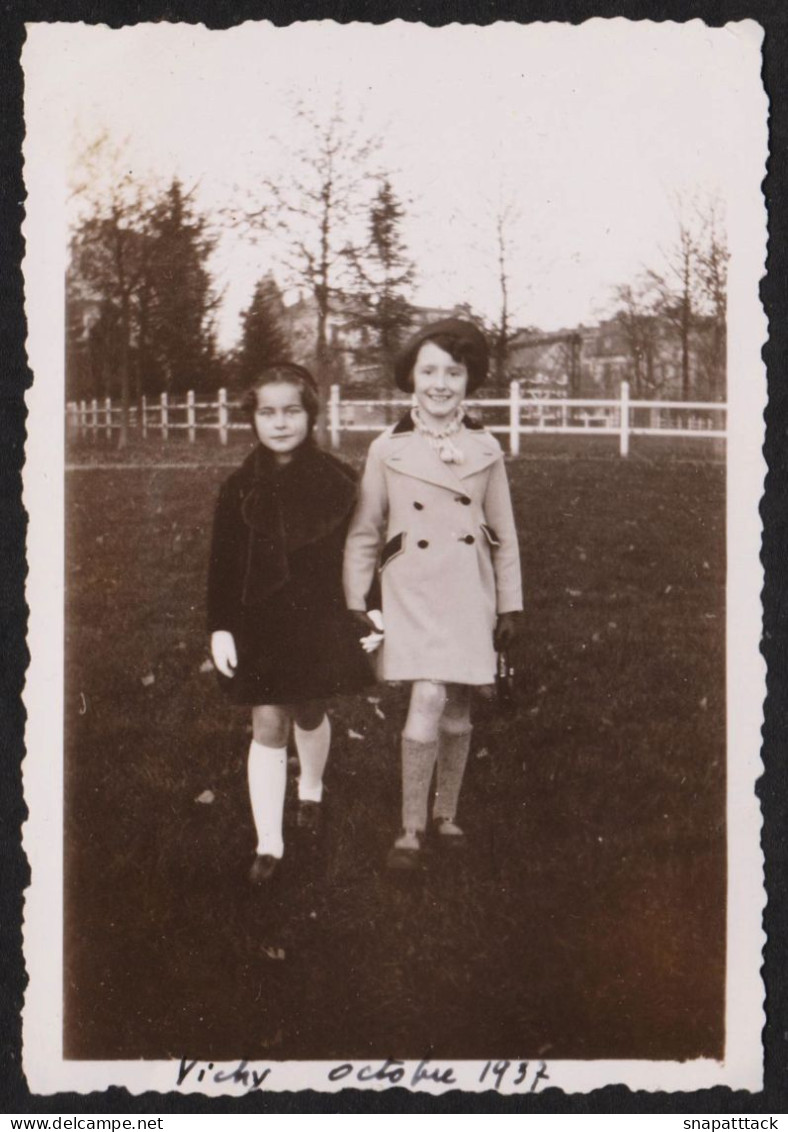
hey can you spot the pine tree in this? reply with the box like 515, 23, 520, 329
234, 276, 290, 386
143, 179, 219, 394
347, 178, 416, 370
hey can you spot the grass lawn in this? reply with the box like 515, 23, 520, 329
64, 440, 726, 1062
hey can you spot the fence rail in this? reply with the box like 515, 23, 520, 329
66, 382, 727, 458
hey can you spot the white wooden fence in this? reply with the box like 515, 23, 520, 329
66, 381, 727, 458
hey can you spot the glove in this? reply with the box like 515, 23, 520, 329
493, 612, 520, 652
211, 630, 237, 678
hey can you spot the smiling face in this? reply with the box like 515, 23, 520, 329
253, 381, 310, 463
411, 340, 469, 428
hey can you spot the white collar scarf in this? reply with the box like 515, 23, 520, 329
411, 406, 465, 464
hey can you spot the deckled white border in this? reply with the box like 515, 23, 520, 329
21, 19, 767, 1096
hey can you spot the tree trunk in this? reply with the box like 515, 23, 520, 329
315, 303, 329, 446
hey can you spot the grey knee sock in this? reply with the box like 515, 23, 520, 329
401, 736, 439, 834
433, 728, 472, 823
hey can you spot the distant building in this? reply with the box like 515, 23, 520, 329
279, 295, 480, 389
279, 293, 724, 402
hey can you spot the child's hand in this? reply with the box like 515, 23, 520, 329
211, 630, 237, 678
493, 612, 520, 652
350, 609, 385, 653
349, 609, 381, 635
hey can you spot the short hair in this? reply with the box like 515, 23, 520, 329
394, 318, 490, 393
242, 363, 320, 430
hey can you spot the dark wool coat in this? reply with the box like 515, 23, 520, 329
207, 442, 373, 705
343, 412, 523, 685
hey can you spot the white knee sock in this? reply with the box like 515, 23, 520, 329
294, 715, 331, 802
247, 740, 287, 858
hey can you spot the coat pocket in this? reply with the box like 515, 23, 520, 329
379, 531, 406, 571
480, 523, 501, 548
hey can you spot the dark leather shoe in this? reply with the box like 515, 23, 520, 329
297, 800, 322, 836
249, 854, 280, 884
432, 817, 466, 849
386, 831, 425, 870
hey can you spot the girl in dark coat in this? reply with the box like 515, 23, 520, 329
207, 363, 372, 883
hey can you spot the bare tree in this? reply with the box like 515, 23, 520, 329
611, 276, 664, 398
69, 134, 153, 445
230, 95, 379, 431
693, 199, 729, 400
648, 217, 697, 400
478, 190, 527, 388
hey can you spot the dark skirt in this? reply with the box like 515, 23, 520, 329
217, 585, 374, 706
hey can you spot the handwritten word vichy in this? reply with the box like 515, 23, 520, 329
177, 1059, 271, 1091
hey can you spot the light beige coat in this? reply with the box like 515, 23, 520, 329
343, 416, 523, 685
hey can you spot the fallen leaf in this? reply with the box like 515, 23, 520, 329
348, 729, 364, 740
567, 588, 582, 597
199, 659, 214, 674
262, 947, 286, 961
537, 685, 547, 695
475, 747, 490, 760
366, 695, 381, 704
664, 585, 672, 594
592, 632, 602, 643
195, 789, 215, 804
699, 697, 708, 710
373, 705, 386, 720
141, 673, 155, 687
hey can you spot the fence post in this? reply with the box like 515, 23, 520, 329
620, 381, 630, 457
329, 384, 341, 450
79, 400, 87, 440
218, 387, 228, 446
187, 389, 196, 443
91, 398, 99, 441
105, 397, 112, 440
142, 395, 148, 439
160, 391, 169, 440
509, 380, 521, 456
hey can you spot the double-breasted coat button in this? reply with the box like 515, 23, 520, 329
418, 539, 429, 548
462, 534, 475, 544
456, 495, 471, 505
413, 501, 424, 510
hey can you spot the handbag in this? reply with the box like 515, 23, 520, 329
495, 650, 516, 709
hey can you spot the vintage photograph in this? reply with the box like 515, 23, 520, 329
21, 19, 766, 1095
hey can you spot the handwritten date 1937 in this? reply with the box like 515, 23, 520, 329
175, 1056, 549, 1094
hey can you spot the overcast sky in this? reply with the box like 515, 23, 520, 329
44, 20, 756, 350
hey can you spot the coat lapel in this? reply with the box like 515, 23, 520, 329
455, 432, 503, 480
383, 428, 502, 491
383, 433, 465, 492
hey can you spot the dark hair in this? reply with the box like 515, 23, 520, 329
394, 318, 490, 394
242, 363, 320, 432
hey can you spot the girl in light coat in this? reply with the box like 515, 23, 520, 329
343, 319, 523, 868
